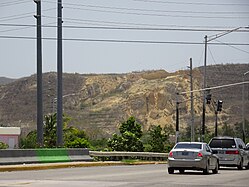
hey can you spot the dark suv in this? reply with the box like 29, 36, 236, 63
209, 136, 249, 169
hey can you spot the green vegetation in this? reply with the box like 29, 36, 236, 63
108, 116, 144, 152
20, 113, 90, 149
20, 113, 248, 152
0, 142, 8, 149
143, 124, 174, 153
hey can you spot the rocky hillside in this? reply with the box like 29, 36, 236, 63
0, 77, 16, 85
0, 64, 248, 138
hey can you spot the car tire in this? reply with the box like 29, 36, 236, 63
245, 163, 249, 170
168, 168, 174, 174
203, 162, 210, 175
238, 159, 243, 170
179, 169, 184, 174
212, 161, 219, 174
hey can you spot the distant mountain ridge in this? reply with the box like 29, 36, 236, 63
0, 64, 248, 138
0, 77, 16, 85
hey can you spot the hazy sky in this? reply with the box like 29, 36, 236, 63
0, 0, 249, 78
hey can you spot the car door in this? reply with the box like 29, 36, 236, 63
237, 139, 248, 166
206, 144, 215, 169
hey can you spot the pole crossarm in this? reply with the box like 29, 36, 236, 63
179, 81, 249, 95
207, 26, 249, 42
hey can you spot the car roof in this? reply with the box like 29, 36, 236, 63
177, 142, 205, 144
211, 136, 235, 140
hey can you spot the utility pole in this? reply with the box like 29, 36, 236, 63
189, 58, 195, 142
34, 0, 43, 147
176, 93, 179, 143
201, 26, 249, 142
57, 0, 63, 147
242, 71, 249, 143
214, 111, 218, 136
201, 35, 207, 142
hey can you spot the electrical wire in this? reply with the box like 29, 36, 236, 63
215, 39, 249, 55
63, 6, 248, 19
0, 8, 56, 21
0, 35, 248, 46
0, 0, 30, 7
42, 0, 249, 15
133, 0, 249, 6
1, 23, 249, 33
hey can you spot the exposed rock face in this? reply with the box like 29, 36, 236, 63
0, 64, 248, 137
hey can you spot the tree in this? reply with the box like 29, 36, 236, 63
146, 125, 167, 152
20, 131, 38, 148
20, 113, 90, 148
221, 122, 235, 137
108, 116, 144, 152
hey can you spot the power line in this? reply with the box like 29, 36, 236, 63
1, 23, 249, 33
133, 0, 249, 6
0, 0, 30, 7
42, 0, 249, 15
215, 39, 249, 55
42, 15, 249, 30
0, 8, 56, 21
0, 15, 31, 22
0, 35, 248, 46
62, 6, 248, 19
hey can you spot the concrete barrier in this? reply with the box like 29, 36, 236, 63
0, 148, 93, 165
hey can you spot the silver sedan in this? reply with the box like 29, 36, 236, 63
167, 142, 219, 174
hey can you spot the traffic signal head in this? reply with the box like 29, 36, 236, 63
206, 93, 212, 104
217, 100, 223, 111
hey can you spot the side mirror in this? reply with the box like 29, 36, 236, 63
238, 145, 243, 149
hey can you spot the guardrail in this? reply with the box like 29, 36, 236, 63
0, 149, 168, 165
0, 148, 93, 165
89, 151, 168, 161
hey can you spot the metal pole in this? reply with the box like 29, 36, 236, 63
242, 71, 249, 142
57, 0, 63, 147
215, 111, 218, 137
176, 93, 179, 143
34, 0, 43, 147
190, 58, 195, 142
201, 35, 207, 142
242, 75, 245, 142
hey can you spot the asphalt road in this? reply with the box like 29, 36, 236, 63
0, 164, 249, 187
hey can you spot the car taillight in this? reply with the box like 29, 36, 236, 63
226, 150, 239, 154
197, 152, 203, 157
169, 151, 173, 157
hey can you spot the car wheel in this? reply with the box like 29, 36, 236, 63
238, 159, 243, 170
179, 169, 184, 174
168, 168, 174, 174
212, 161, 219, 174
203, 162, 210, 175
245, 162, 249, 170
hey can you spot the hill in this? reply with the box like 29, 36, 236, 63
0, 77, 16, 85
0, 64, 248, 139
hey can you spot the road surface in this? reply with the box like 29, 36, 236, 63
0, 164, 249, 187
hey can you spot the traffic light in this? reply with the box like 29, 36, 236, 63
217, 100, 223, 111
206, 93, 212, 104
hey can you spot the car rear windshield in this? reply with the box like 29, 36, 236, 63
209, 139, 236, 148
174, 143, 202, 149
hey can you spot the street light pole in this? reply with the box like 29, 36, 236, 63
242, 71, 249, 142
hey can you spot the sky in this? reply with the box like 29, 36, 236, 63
0, 0, 249, 78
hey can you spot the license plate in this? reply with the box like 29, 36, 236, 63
182, 152, 189, 156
